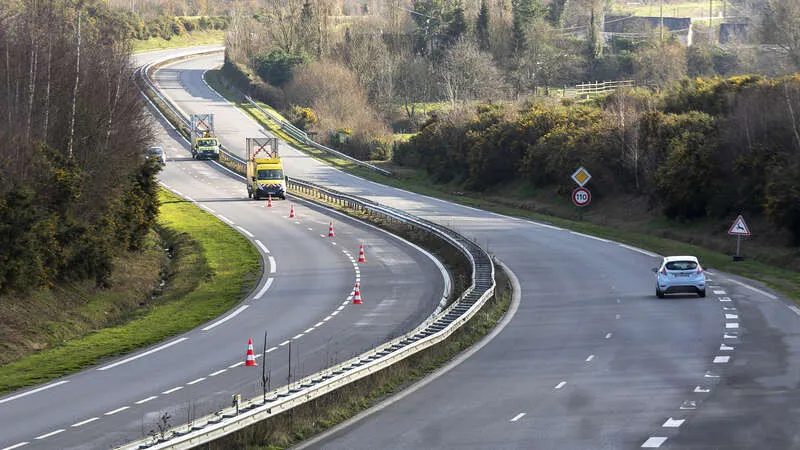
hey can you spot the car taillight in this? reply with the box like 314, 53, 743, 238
697, 265, 703, 274
660, 267, 667, 275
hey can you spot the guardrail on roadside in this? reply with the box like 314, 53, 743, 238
243, 96, 393, 177
124, 52, 496, 450
117, 179, 495, 450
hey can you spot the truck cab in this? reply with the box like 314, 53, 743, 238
192, 133, 220, 160
247, 157, 286, 200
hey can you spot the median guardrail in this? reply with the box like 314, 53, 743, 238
123, 54, 495, 449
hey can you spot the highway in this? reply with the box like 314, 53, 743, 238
0, 48, 448, 450
158, 51, 800, 449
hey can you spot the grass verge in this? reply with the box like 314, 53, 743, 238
203, 68, 800, 302
0, 189, 260, 395
208, 263, 510, 449
132, 30, 225, 53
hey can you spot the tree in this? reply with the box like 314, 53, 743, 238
760, 0, 800, 72
439, 39, 505, 107
476, 0, 490, 51
445, 6, 467, 45
633, 34, 687, 89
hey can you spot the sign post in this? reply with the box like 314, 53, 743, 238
570, 167, 592, 220
727, 215, 751, 261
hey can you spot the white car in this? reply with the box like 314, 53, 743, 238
653, 255, 707, 298
148, 146, 166, 165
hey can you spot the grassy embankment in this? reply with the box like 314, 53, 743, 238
0, 190, 260, 395
132, 29, 225, 53
204, 68, 800, 302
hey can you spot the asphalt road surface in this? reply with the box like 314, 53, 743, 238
157, 51, 800, 450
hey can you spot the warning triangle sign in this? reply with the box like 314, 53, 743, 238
728, 215, 751, 236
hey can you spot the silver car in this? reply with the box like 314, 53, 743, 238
653, 255, 706, 298
148, 146, 167, 165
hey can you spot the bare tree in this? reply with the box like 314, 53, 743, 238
264, 0, 306, 53
394, 53, 436, 128
760, 0, 800, 72
439, 38, 504, 107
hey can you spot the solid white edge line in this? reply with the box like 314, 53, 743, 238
217, 215, 234, 225
293, 260, 522, 450
34, 429, 65, 440
71, 417, 99, 427
254, 278, 274, 300
104, 406, 129, 416
268, 256, 277, 274
570, 231, 611, 243
618, 243, 660, 258
2, 442, 29, 450
202, 305, 250, 331
162, 386, 183, 394
0, 380, 70, 405
135, 395, 158, 404
200, 205, 215, 213
184, 195, 196, 202
726, 278, 778, 299
236, 226, 255, 238
255, 239, 270, 254
98, 337, 188, 371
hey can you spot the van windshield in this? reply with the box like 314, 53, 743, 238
198, 139, 217, 146
258, 169, 284, 180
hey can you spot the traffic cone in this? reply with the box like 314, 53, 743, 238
352, 282, 362, 304
245, 338, 257, 366
328, 221, 335, 238
357, 243, 366, 263
266, 194, 273, 208
289, 204, 295, 218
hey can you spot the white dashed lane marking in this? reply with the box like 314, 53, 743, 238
187, 378, 205, 385
554, 381, 567, 389
725, 323, 740, 329
641, 437, 668, 448
2, 442, 29, 450
605, 333, 613, 339
34, 429, 64, 440
162, 386, 183, 394
135, 396, 157, 404
694, 386, 710, 393
71, 417, 99, 427
714, 356, 731, 363
510, 413, 526, 422
663, 418, 685, 428
209, 369, 227, 377
725, 314, 739, 319
713, 290, 726, 295
104, 406, 129, 416
586, 355, 595, 362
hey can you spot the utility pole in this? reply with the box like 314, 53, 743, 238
660, 0, 664, 42
708, 0, 714, 42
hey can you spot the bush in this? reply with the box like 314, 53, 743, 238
288, 106, 318, 131
254, 49, 309, 87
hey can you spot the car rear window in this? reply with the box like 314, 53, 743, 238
666, 261, 698, 270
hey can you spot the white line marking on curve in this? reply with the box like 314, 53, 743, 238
104, 406, 129, 415
266, 346, 278, 353
187, 378, 205, 385
255, 239, 270, 254
726, 322, 740, 329
229, 362, 245, 368
210, 369, 227, 377
34, 430, 64, 440
98, 338, 187, 371
172, 190, 184, 197
236, 226, 254, 238
292, 334, 303, 340
304, 328, 314, 333
0, 380, 70, 405
314, 322, 324, 327
714, 356, 731, 363
510, 413, 526, 422
618, 243, 660, 257
217, 215, 234, 225
279, 340, 290, 346
162, 386, 183, 394
2, 443, 29, 450
694, 386, 710, 393
713, 290, 727, 295
724, 332, 738, 339
554, 381, 567, 389
184, 196, 196, 203
331, 310, 339, 316
200, 205, 215, 213
719, 296, 732, 302
202, 305, 250, 331
641, 437, 668, 448
71, 417, 99, 427
720, 344, 735, 351
135, 396, 158, 404
605, 333, 613, 339
570, 231, 611, 242
254, 278, 274, 300
323, 316, 332, 322
336, 305, 345, 311
586, 355, 595, 362
788, 305, 800, 316
725, 314, 739, 320
663, 418, 685, 428
268, 256, 277, 273
727, 278, 778, 299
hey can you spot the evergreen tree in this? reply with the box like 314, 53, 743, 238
446, 6, 467, 45
476, 0, 490, 51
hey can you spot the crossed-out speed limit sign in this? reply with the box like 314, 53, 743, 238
572, 187, 591, 207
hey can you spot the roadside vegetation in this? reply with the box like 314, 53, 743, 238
133, 29, 225, 52
0, 190, 260, 395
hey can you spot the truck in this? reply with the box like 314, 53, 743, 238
246, 137, 286, 200
190, 114, 220, 160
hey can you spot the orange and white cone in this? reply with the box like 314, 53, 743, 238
289, 204, 295, 218
266, 194, 273, 208
245, 338, 257, 366
357, 243, 366, 263
328, 221, 335, 238
352, 282, 362, 304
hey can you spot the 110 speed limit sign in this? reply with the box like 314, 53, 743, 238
572, 187, 591, 207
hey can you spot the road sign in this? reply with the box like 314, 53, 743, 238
728, 215, 751, 236
572, 187, 591, 207
571, 167, 592, 187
